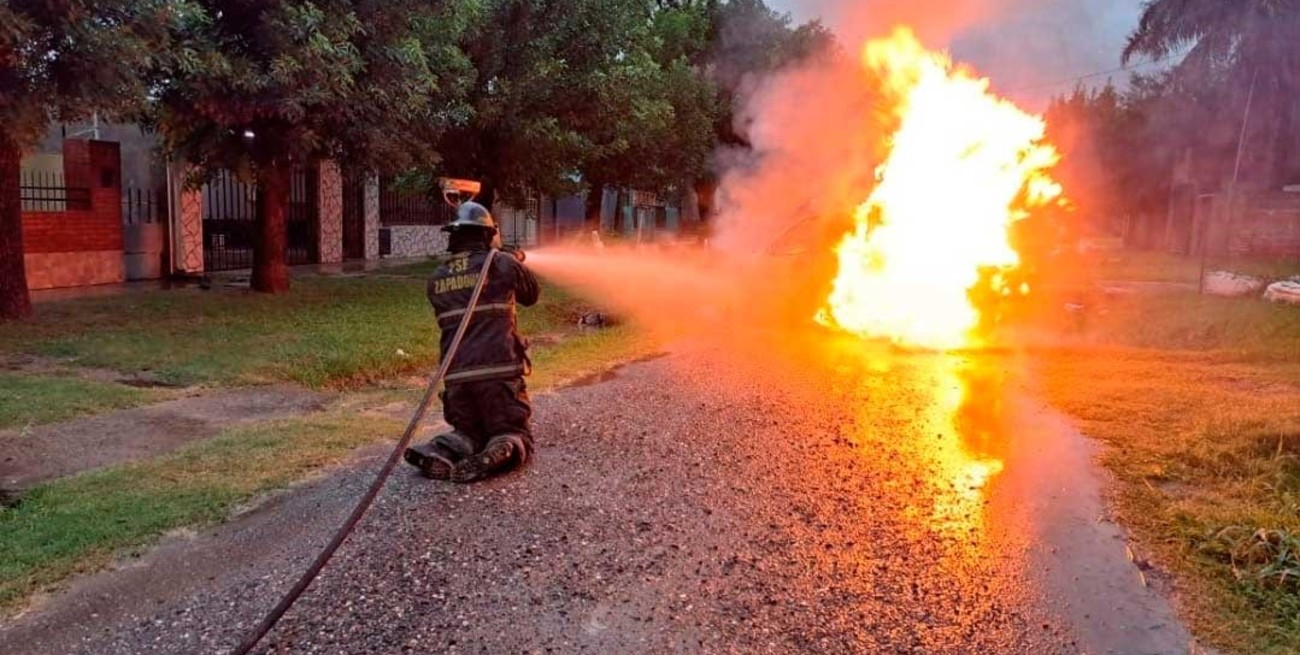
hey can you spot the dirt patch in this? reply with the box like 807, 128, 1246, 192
527, 333, 566, 347
0, 386, 330, 491
0, 354, 188, 389
561, 351, 671, 389
1156, 480, 1195, 499
566, 368, 622, 388
115, 379, 182, 389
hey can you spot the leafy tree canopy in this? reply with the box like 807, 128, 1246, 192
1, 0, 182, 320
153, 0, 476, 179
1, 0, 178, 149
1124, 0, 1300, 187
433, 0, 666, 203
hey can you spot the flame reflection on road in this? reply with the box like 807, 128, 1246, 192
816, 338, 1011, 549
920, 355, 1007, 539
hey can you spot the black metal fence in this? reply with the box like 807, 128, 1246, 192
379, 177, 454, 226
202, 168, 318, 271
122, 186, 165, 225
20, 170, 91, 212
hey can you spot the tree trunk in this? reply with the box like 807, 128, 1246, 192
252, 164, 291, 294
0, 136, 31, 320
693, 176, 718, 223
583, 179, 605, 234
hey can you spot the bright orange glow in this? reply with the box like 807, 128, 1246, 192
923, 357, 1005, 535
817, 28, 1063, 350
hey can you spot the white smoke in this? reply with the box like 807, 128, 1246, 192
767, 0, 1143, 107
712, 0, 1141, 257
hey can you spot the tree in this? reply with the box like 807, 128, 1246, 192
1043, 68, 1240, 248
577, 2, 721, 233
433, 0, 664, 220
433, 0, 830, 234
1124, 0, 1300, 188
0, 1, 177, 320
666, 0, 836, 223
154, 0, 473, 293
424, 0, 713, 233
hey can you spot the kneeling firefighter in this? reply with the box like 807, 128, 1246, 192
404, 201, 540, 482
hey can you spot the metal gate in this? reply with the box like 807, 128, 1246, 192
496, 195, 539, 247
203, 167, 318, 271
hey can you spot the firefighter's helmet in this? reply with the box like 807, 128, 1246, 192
444, 201, 496, 231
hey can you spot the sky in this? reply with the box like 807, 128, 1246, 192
766, 0, 1147, 105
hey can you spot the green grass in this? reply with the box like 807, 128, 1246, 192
0, 374, 157, 431
1083, 291, 1300, 359
0, 270, 601, 389
0, 268, 612, 432
529, 325, 658, 389
1034, 285, 1300, 654
0, 412, 402, 608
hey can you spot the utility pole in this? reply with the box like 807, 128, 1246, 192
67, 112, 101, 140
1200, 68, 1258, 294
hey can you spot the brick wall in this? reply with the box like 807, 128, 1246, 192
21, 139, 125, 289
22, 210, 124, 253
1228, 193, 1300, 258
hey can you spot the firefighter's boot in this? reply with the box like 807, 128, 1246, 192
405, 431, 476, 480
451, 433, 527, 483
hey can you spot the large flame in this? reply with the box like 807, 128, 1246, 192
817, 29, 1063, 350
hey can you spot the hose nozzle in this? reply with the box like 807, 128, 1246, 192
501, 244, 527, 263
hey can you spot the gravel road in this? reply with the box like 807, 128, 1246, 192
1, 340, 1194, 654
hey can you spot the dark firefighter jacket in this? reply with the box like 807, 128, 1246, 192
427, 248, 541, 384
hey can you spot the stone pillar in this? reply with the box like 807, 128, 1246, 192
363, 172, 380, 260
170, 163, 204, 275
316, 160, 344, 264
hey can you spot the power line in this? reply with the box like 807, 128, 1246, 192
999, 49, 1190, 95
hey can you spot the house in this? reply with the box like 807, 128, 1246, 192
17, 122, 706, 291
19, 139, 129, 289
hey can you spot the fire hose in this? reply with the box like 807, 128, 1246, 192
231, 249, 502, 655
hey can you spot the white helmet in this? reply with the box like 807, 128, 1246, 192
444, 201, 496, 231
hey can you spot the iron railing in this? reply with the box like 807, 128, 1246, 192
379, 177, 453, 226
202, 168, 318, 271
122, 186, 165, 225
20, 170, 91, 212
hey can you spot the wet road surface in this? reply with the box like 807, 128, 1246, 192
1, 340, 1193, 654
